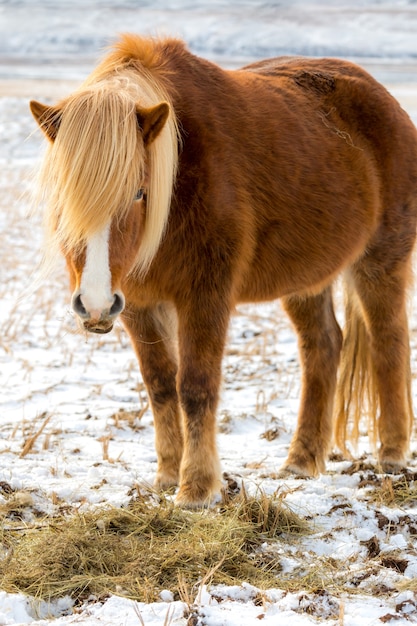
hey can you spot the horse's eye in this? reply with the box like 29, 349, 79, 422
134, 189, 144, 201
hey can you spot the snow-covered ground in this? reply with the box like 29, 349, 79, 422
1, 2, 417, 624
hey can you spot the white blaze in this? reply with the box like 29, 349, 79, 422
79, 224, 113, 318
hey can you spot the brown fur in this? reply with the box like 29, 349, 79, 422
31, 35, 417, 506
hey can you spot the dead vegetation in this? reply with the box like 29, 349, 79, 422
0, 487, 308, 605
356, 467, 417, 508
371, 474, 417, 508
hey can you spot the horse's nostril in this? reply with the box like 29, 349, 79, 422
72, 293, 89, 318
110, 292, 125, 317
71, 290, 124, 321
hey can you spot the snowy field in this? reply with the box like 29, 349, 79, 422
1, 1, 417, 624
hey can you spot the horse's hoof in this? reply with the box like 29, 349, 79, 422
279, 454, 323, 478
175, 485, 221, 509
154, 472, 179, 492
277, 464, 315, 480
379, 447, 407, 474
379, 459, 407, 475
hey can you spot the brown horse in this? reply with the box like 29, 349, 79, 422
30, 35, 417, 507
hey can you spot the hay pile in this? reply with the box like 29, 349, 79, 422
0, 488, 307, 604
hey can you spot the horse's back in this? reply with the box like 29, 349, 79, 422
243, 55, 417, 190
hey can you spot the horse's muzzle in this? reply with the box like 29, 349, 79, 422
71, 290, 125, 334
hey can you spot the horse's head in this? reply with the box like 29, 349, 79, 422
30, 76, 177, 333
64, 194, 146, 335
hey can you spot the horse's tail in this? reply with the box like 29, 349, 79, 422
334, 282, 413, 457
334, 288, 375, 456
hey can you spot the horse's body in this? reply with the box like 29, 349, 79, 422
31, 36, 417, 506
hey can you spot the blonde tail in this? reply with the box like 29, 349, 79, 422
334, 286, 379, 456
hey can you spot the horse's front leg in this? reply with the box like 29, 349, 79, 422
121, 305, 183, 490
175, 302, 230, 508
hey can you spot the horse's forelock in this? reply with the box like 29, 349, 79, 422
40, 83, 144, 251
39, 64, 178, 275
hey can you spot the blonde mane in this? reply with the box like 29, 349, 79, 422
37, 35, 179, 275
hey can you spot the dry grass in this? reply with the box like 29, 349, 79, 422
363, 472, 417, 508
0, 488, 308, 605
19, 412, 52, 458
379, 474, 417, 507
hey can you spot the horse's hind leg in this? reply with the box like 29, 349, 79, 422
281, 287, 343, 476
121, 304, 183, 490
350, 253, 414, 470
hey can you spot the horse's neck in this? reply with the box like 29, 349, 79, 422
169, 55, 245, 139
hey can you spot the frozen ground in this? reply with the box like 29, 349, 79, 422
1, 2, 417, 625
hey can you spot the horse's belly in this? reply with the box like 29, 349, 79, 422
238, 262, 341, 303
236, 220, 372, 303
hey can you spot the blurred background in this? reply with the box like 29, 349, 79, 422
1, 0, 417, 82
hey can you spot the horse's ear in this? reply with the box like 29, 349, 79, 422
30, 100, 62, 142
136, 102, 170, 146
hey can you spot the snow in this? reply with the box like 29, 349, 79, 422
1, 1, 417, 625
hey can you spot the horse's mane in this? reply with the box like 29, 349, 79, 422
38, 34, 180, 275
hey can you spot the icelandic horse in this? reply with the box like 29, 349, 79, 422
30, 35, 417, 507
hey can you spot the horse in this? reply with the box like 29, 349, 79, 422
30, 34, 417, 507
